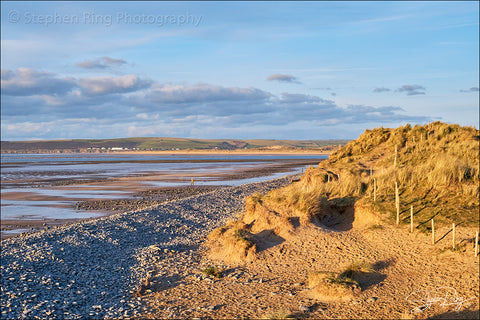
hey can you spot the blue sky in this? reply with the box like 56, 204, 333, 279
1, 1, 478, 140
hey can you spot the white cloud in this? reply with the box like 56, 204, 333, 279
78, 74, 152, 95
145, 82, 271, 103
1, 67, 432, 140
1, 68, 76, 96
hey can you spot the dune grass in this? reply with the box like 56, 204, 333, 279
338, 260, 375, 280
206, 122, 478, 265
257, 122, 479, 228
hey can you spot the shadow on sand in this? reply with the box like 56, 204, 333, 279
428, 309, 479, 319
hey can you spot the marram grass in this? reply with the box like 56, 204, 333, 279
259, 122, 479, 228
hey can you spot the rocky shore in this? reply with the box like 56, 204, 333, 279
0, 174, 299, 319
74, 185, 226, 212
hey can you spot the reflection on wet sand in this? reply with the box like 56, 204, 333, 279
1, 156, 326, 239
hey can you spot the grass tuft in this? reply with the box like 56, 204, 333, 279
338, 260, 375, 279
202, 266, 223, 278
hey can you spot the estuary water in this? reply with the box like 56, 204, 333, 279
1, 153, 327, 225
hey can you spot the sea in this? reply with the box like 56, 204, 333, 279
1, 153, 327, 227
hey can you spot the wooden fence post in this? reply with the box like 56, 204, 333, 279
410, 205, 413, 233
452, 223, 456, 249
431, 219, 435, 245
475, 231, 478, 257
395, 181, 399, 225
373, 178, 377, 202
394, 145, 397, 168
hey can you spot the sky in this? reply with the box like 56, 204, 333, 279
1, 1, 478, 141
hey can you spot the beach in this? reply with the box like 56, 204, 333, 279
2, 172, 478, 320
2, 148, 477, 320
0, 174, 298, 319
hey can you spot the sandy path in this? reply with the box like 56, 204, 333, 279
142, 221, 479, 319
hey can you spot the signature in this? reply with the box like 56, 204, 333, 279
406, 287, 475, 313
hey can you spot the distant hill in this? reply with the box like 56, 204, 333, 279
0, 137, 350, 153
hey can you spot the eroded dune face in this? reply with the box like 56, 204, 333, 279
206, 188, 382, 264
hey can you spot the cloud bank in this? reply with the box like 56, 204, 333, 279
1, 67, 431, 140
1, 68, 76, 96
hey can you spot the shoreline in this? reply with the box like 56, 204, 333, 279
1, 149, 333, 156
1, 159, 321, 239
1, 173, 478, 319
0, 174, 299, 319
114, 149, 332, 155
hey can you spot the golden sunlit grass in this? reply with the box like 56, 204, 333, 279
307, 260, 375, 302
260, 121, 479, 229
307, 270, 361, 302
206, 220, 257, 263
338, 260, 375, 279
206, 122, 479, 263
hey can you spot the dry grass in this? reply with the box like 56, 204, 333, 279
338, 260, 375, 279
206, 221, 257, 263
307, 260, 375, 302
257, 122, 479, 229
307, 271, 361, 302
202, 266, 223, 278
206, 122, 479, 264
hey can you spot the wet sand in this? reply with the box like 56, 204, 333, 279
1, 159, 322, 240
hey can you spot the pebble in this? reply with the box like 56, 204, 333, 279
1, 174, 297, 319
299, 305, 310, 312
